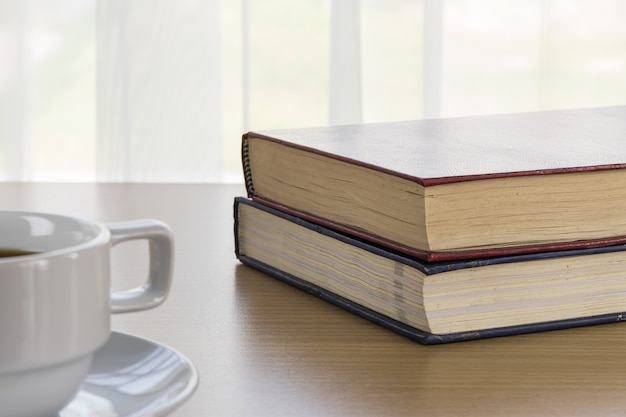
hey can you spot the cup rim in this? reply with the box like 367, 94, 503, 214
0, 210, 110, 263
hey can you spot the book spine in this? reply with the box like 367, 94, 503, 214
233, 199, 242, 257
241, 133, 255, 197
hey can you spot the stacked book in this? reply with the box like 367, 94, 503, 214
234, 106, 626, 344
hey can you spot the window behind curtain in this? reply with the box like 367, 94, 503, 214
1, 0, 625, 183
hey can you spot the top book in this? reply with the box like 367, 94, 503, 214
242, 106, 626, 261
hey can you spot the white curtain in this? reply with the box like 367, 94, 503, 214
2, 0, 626, 183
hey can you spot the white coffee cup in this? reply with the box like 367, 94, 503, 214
0, 211, 174, 417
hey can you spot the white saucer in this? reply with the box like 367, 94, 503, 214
59, 331, 199, 417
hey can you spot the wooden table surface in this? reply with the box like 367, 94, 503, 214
3, 182, 626, 417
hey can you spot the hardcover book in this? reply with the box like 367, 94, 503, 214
234, 197, 626, 344
242, 106, 626, 261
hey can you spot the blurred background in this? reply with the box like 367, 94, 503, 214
1, 0, 625, 183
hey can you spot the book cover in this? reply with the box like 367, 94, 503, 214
242, 106, 626, 261
234, 197, 626, 344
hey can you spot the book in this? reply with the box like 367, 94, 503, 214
234, 197, 626, 344
242, 106, 626, 261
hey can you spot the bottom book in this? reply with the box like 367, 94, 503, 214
233, 197, 626, 344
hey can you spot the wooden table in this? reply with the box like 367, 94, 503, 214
3, 182, 626, 417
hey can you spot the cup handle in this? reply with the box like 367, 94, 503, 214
106, 220, 174, 314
